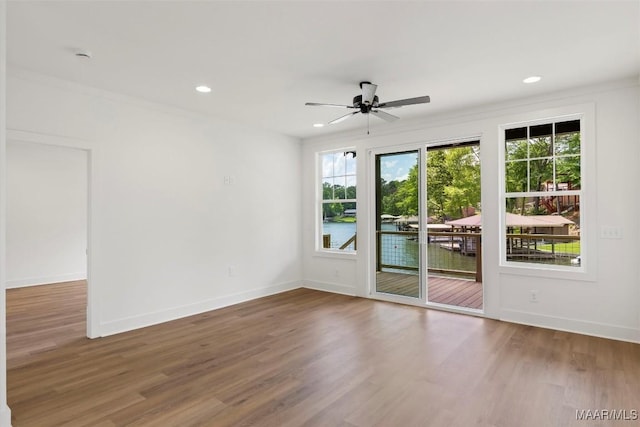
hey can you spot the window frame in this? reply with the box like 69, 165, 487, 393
498, 105, 596, 281
316, 148, 358, 256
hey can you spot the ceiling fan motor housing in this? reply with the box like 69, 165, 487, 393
305, 82, 430, 126
353, 95, 379, 113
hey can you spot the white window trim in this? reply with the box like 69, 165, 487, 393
315, 148, 358, 257
498, 104, 597, 282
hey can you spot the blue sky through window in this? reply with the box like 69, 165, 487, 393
381, 153, 416, 182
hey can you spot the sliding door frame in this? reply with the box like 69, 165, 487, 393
367, 137, 485, 313
368, 142, 428, 306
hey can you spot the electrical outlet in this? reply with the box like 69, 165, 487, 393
228, 266, 238, 277
529, 290, 539, 303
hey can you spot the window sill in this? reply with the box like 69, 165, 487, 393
313, 250, 357, 260
499, 262, 596, 282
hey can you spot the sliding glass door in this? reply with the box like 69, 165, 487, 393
374, 150, 422, 298
372, 142, 483, 310
425, 142, 483, 310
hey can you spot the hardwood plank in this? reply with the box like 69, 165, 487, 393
7, 282, 639, 426
376, 272, 483, 309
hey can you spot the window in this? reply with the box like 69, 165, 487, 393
503, 118, 582, 269
319, 150, 356, 252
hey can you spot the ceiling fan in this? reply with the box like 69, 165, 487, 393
305, 81, 430, 130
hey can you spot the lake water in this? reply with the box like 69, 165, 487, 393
322, 221, 476, 272
322, 221, 358, 250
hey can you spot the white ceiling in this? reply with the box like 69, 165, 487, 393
7, 1, 640, 139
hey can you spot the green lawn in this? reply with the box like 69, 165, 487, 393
538, 242, 580, 255
332, 216, 357, 223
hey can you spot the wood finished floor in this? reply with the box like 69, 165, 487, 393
7, 281, 640, 427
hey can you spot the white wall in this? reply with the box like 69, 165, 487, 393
7, 69, 303, 337
302, 78, 640, 343
6, 141, 87, 287
0, 1, 11, 425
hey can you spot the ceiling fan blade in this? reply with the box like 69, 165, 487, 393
361, 83, 378, 105
329, 111, 359, 124
377, 95, 431, 109
305, 102, 356, 109
371, 110, 400, 123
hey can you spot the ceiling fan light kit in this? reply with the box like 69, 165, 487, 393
306, 81, 430, 133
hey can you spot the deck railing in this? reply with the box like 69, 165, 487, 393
431, 231, 482, 282
505, 233, 580, 265
322, 233, 357, 251
377, 230, 482, 282
377, 229, 581, 280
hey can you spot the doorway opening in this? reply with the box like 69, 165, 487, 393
372, 140, 482, 311
425, 141, 482, 309
375, 150, 421, 298
6, 137, 92, 370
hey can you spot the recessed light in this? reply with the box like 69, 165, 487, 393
195, 85, 211, 93
313, 123, 324, 128
523, 76, 542, 84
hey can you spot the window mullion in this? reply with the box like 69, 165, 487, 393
318, 149, 357, 253
503, 117, 583, 271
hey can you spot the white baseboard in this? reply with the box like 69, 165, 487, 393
501, 309, 640, 344
0, 403, 11, 427
303, 280, 356, 296
6, 273, 87, 288
99, 280, 302, 337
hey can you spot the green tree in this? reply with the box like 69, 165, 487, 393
426, 149, 452, 220
346, 185, 356, 199
380, 179, 401, 215
378, 145, 482, 220
442, 146, 481, 218
426, 146, 481, 220
322, 182, 349, 218
394, 165, 419, 215
555, 133, 581, 188
504, 131, 581, 214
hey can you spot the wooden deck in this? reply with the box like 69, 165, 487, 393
376, 271, 483, 310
